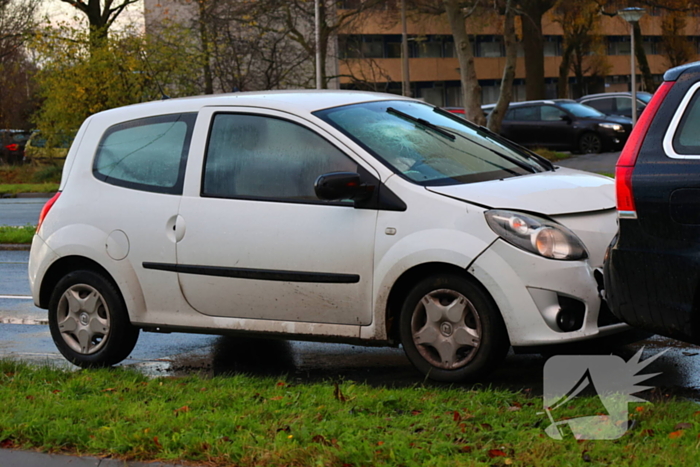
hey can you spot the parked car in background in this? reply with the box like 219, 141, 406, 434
482, 100, 633, 154
577, 91, 652, 119
443, 107, 466, 117
30, 90, 633, 382
24, 131, 74, 163
605, 62, 700, 345
0, 129, 32, 165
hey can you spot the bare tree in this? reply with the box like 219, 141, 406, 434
517, 0, 557, 100
60, 0, 140, 48
487, 0, 517, 133
0, 0, 38, 58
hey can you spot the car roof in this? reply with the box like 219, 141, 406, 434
481, 99, 576, 109
91, 90, 417, 120
578, 92, 652, 100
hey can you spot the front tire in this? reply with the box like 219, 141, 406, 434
399, 274, 509, 382
48, 270, 139, 368
578, 132, 603, 154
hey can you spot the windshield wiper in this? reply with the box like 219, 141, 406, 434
476, 125, 554, 171
387, 107, 456, 141
435, 125, 538, 174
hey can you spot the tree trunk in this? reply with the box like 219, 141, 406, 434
520, 6, 544, 100
557, 43, 574, 99
488, 0, 516, 133
198, 1, 214, 94
444, 0, 484, 125
633, 21, 655, 93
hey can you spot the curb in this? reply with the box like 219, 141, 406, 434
0, 449, 188, 466
0, 244, 30, 251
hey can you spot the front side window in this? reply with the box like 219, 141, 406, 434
541, 105, 567, 121
557, 102, 605, 118
315, 100, 548, 186
203, 114, 357, 201
93, 113, 195, 194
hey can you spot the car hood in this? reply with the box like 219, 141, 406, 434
426, 167, 615, 215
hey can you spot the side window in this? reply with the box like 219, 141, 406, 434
541, 106, 567, 121
512, 106, 540, 121
674, 91, 700, 154
203, 114, 357, 202
615, 97, 632, 116
586, 98, 613, 114
504, 109, 516, 121
93, 113, 195, 194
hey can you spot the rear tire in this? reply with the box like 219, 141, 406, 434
48, 270, 139, 368
399, 274, 509, 382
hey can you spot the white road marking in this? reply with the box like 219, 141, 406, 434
0, 317, 47, 325
0, 295, 33, 300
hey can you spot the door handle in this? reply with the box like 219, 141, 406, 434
174, 215, 186, 242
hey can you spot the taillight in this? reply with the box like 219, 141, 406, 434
6, 143, 19, 151
36, 192, 61, 234
615, 81, 675, 218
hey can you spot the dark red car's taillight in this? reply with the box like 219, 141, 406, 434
5, 143, 19, 151
615, 81, 675, 218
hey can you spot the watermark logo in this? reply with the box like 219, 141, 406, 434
542, 348, 664, 440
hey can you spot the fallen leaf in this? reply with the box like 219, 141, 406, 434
333, 382, 347, 402
453, 411, 461, 421
460, 445, 472, 453
102, 388, 116, 393
675, 422, 693, 430
174, 405, 190, 416
0, 439, 14, 448
488, 449, 507, 458
25, 395, 34, 400
635, 406, 644, 413
505, 458, 514, 465
312, 435, 332, 446
276, 381, 286, 387
377, 441, 384, 446
669, 430, 684, 439
480, 423, 493, 431
52, 389, 61, 394
153, 436, 162, 448
507, 406, 521, 412
411, 410, 422, 416
641, 429, 655, 437
270, 396, 284, 401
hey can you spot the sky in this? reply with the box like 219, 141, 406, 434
40, 0, 145, 31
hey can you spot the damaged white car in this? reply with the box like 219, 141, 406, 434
29, 91, 630, 381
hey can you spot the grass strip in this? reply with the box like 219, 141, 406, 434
0, 361, 699, 466
0, 225, 35, 244
0, 183, 58, 195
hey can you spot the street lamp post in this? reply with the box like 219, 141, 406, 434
618, 7, 646, 125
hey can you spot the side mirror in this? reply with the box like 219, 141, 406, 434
314, 172, 374, 201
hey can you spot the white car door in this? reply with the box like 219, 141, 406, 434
173, 108, 379, 325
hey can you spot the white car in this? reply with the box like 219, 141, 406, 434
28, 91, 630, 382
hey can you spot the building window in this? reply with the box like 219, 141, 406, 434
543, 36, 562, 57
476, 36, 504, 58
607, 36, 631, 56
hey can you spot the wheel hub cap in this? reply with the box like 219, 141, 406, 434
440, 322, 453, 337
55, 284, 111, 355
411, 289, 482, 370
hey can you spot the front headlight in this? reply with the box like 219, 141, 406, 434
598, 122, 624, 132
484, 210, 588, 261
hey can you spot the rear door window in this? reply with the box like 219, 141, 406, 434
673, 90, 700, 155
585, 98, 614, 114
93, 113, 196, 194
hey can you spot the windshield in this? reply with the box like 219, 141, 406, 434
558, 102, 606, 118
314, 100, 548, 186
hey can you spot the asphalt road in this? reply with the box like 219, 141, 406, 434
0, 197, 48, 227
